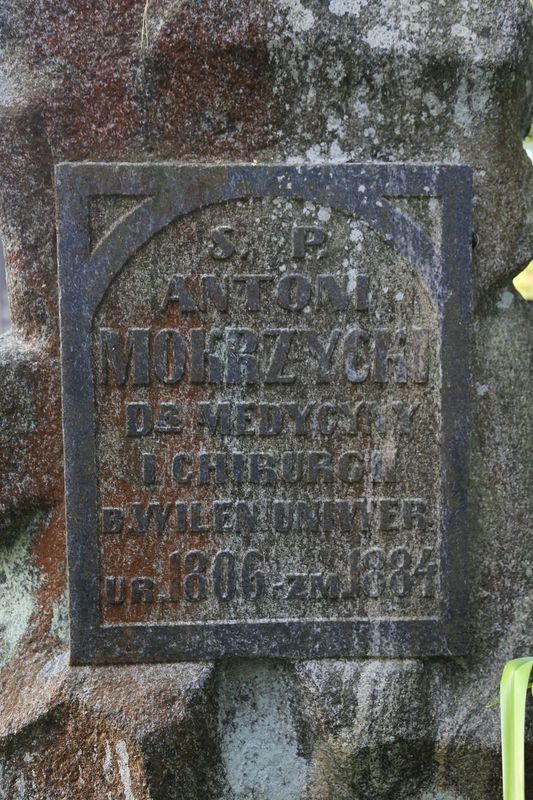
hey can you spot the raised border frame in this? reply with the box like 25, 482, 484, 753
56, 162, 472, 664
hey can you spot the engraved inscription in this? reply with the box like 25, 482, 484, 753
57, 163, 471, 662
95, 200, 440, 626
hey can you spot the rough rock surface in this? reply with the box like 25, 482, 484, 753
0, 1, 532, 797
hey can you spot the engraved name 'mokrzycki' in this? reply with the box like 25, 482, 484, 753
97, 224, 437, 610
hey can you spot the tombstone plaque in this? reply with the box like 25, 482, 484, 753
56, 162, 472, 664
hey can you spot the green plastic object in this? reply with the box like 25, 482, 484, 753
500, 658, 533, 800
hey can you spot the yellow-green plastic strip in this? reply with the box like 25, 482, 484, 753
500, 657, 533, 800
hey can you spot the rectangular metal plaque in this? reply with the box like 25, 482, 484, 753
56, 162, 472, 664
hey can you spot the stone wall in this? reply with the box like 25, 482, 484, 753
0, 2, 532, 798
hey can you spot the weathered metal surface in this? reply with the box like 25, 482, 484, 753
56, 162, 472, 664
